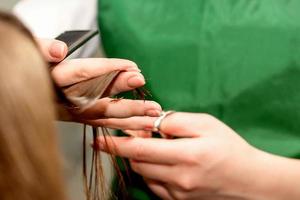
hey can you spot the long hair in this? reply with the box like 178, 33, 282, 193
0, 12, 66, 200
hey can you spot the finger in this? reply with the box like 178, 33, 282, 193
76, 98, 161, 119
123, 130, 152, 138
83, 116, 157, 131
95, 136, 184, 164
52, 58, 140, 87
144, 178, 173, 200
130, 160, 174, 183
158, 112, 217, 138
105, 71, 145, 96
36, 38, 67, 62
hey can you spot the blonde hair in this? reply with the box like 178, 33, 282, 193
0, 12, 66, 200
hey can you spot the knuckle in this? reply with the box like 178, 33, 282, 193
106, 58, 116, 67
111, 82, 124, 95
123, 59, 138, 68
133, 141, 147, 160
51, 70, 64, 85
110, 58, 138, 68
53, 75, 64, 85
97, 119, 108, 127
130, 161, 140, 173
75, 67, 90, 80
200, 113, 216, 123
176, 173, 196, 192
180, 144, 202, 165
147, 101, 162, 110
100, 120, 107, 126
182, 152, 199, 165
171, 191, 189, 200
195, 113, 219, 130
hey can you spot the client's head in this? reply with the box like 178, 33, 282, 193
0, 12, 66, 200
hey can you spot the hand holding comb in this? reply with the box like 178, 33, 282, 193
51, 30, 125, 117
51, 30, 151, 200
51, 30, 150, 117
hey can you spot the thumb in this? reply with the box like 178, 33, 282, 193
37, 38, 68, 62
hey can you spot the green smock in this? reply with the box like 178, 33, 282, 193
98, 1, 300, 199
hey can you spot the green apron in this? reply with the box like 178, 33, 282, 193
98, 1, 300, 199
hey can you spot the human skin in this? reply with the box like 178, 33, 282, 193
37, 39, 162, 130
95, 112, 300, 200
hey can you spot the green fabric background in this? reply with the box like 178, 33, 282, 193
98, 1, 300, 199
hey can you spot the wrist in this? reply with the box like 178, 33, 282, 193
232, 149, 300, 200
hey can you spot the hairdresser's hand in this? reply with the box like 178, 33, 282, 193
37, 38, 161, 129
96, 112, 300, 200
53, 58, 161, 128
37, 38, 68, 62
37, 38, 148, 95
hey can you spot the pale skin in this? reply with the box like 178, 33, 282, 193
40, 39, 300, 200
95, 112, 300, 200
37, 38, 162, 130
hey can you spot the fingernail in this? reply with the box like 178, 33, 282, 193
145, 109, 161, 117
49, 40, 67, 58
127, 74, 145, 88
